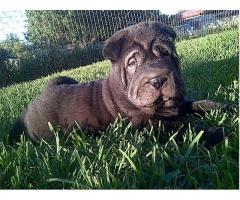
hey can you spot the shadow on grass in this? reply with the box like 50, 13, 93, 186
182, 56, 239, 101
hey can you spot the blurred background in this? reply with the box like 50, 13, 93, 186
0, 10, 239, 87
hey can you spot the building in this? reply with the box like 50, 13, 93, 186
175, 10, 216, 36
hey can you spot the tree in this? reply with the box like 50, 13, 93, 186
25, 10, 164, 47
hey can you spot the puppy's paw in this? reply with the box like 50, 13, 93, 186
191, 100, 223, 112
201, 127, 230, 149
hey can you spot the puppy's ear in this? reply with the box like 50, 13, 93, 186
103, 30, 127, 62
163, 25, 177, 41
153, 22, 177, 41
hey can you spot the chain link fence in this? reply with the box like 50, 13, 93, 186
0, 10, 239, 87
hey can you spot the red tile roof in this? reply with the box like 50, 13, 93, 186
181, 10, 204, 19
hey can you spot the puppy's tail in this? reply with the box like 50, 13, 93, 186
9, 115, 27, 144
47, 76, 78, 87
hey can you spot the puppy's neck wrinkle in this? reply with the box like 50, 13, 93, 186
103, 75, 150, 125
102, 77, 122, 119
90, 80, 114, 128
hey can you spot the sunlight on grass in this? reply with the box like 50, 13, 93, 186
0, 29, 238, 189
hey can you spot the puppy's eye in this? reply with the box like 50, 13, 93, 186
128, 57, 137, 67
126, 57, 138, 74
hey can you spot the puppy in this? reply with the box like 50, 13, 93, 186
10, 22, 227, 147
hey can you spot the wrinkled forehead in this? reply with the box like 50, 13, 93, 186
123, 23, 174, 51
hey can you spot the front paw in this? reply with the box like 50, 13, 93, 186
191, 100, 223, 112
192, 100, 238, 113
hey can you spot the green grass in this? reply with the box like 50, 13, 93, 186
0, 29, 239, 189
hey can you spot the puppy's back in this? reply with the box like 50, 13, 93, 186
9, 76, 79, 143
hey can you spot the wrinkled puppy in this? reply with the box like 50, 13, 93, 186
10, 22, 225, 146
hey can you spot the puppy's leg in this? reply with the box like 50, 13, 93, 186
175, 99, 236, 148
159, 118, 227, 149
183, 100, 236, 116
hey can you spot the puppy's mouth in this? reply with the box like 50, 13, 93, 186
143, 96, 185, 117
143, 96, 164, 107
144, 96, 183, 107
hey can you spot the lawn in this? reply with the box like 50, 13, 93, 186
0, 29, 238, 189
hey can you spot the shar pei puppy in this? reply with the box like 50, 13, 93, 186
10, 21, 229, 147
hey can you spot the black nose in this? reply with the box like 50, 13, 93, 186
149, 76, 168, 89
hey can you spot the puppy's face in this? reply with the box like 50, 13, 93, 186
103, 22, 186, 117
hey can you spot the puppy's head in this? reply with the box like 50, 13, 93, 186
103, 22, 186, 117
